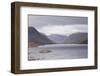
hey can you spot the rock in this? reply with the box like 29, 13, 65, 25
39, 49, 51, 53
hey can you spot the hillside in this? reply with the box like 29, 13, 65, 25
28, 27, 54, 47
64, 33, 88, 44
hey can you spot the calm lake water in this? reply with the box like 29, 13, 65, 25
28, 44, 88, 60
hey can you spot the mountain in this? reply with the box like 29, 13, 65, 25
48, 34, 67, 43
28, 27, 54, 47
64, 32, 88, 44
81, 39, 88, 44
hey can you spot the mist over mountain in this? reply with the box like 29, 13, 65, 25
48, 34, 67, 43
28, 27, 54, 47
28, 26, 88, 48
47, 32, 87, 44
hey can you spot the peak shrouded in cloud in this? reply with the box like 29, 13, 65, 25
28, 15, 88, 36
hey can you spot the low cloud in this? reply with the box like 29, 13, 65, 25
37, 24, 88, 36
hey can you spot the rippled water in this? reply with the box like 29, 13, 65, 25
28, 44, 88, 60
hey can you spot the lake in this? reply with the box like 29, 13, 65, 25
28, 44, 88, 60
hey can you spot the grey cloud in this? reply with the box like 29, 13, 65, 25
28, 15, 88, 29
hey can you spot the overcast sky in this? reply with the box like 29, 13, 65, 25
28, 15, 88, 36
